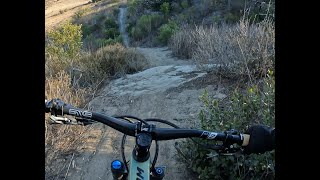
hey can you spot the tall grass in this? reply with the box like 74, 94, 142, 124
78, 43, 149, 86
169, 17, 274, 81
45, 71, 89, 178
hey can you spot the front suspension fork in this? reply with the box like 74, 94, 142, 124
111, 159, 165, 180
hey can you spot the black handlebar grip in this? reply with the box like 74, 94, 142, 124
45, 100, 50, 113
45, 99, 74, 115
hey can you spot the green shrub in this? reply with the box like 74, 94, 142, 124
160, 2, 170, 17
93, 23, 103, 32
170, 1, 182, 13
224, 12, 241, 23
157, 20, 179, 44
83, 34, 122, 52
81, 24, 91, 38
175, 13, 188, 24
130, 26, 144, 40
95, 38, 116, 47
126, 22, 134, 36
180, 0, 189, 9
79, 43, 148, 79
104, 17, 119, 29
104, 28, 120, 39
81, 23, 102, 38
45, 22, 83, 76
127, 0, 143, 21
177, 71, 275, 179
212, 15, 223, 25
101, 36, 122, 46
46, 22, 82, 59
197, 0, 215, 17
137, 15, 153, 34
183, 6, 198, 23
131, 14, 164, 40
96, 14, 106, 23
141, 0, 169, 11
113, 8, 120, 17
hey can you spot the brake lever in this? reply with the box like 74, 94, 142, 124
206, 144, 241, 155
49, 115, 79, 125
49, 115, 95, 126
208, 129, 243, 156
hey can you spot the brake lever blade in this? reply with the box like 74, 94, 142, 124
49, 115, 66, 124
49, 115, 78, 125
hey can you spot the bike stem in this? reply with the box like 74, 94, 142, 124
133, 132, 152, 162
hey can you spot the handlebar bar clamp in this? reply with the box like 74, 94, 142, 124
135, 122, 156, 135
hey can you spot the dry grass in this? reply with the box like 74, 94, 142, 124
169, 17, 274, 81
169, 25, 197, 59
45, 71, 87, 106
79, 43, 148, 83
45, 71, 90, 178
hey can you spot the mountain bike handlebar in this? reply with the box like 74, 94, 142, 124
45, 99, 250, 146
45, 99, 137, 136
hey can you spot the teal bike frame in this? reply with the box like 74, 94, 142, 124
129, 156, 150, 180
111, 131, 165, 180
